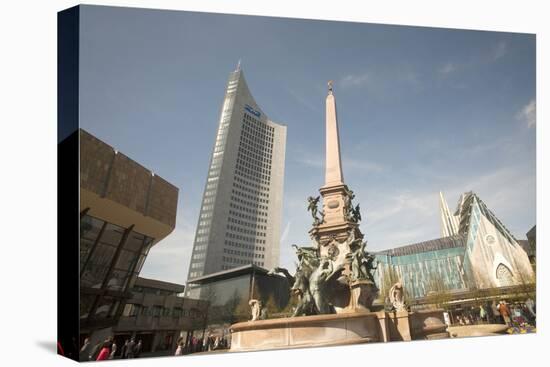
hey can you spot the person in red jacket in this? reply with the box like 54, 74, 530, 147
96, 338, 113, 361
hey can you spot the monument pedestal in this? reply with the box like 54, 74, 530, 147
409, 309, 450, 340
387, 310, 412, 341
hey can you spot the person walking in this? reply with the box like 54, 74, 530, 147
89, 340, 103, 361
135, 340, 142, 358
175, 341, 184, 356
191, 336, 197, 353
120, 340, 129, 359
126, 338, 136, 359
79, 338, 92, 361
491, 301, 501, 323
479, 305, 487, 323
525, 297, 536, 321
498, 300, 512, 327
109, 341, 117, 359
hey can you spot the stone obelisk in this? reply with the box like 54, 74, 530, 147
324, 81, 344, 188
310, 81, 362, 260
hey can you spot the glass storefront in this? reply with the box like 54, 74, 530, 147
195, 274, 252, 307
187, 269, 290, 325
79, 214, 154, 325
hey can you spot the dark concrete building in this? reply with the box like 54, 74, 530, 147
113, 277, 207, 356
79, 129, 179, 351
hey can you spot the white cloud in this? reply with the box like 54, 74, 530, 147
339, 73, 370, 89
517, 99, 536, 128
438, 62, 456, 75
345, 161, 534, 254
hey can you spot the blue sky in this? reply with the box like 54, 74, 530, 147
79, 5, 536, 284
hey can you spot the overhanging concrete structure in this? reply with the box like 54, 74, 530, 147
80, 129, 178, 242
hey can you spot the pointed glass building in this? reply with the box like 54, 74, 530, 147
456, 191, 534, 289
186, 65, 287, 290
374, 191, 534, 300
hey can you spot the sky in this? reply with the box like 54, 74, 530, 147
79, 5, 536, 285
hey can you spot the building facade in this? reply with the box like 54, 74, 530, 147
79, 129, 179, 352
113, 277, 207, 356
374, 191, 535, 300
374, 235, 469, 300
186, 264, 290, 327
457, 192, 534, 289
522, 225, 536, 270
187, 65, 287, 288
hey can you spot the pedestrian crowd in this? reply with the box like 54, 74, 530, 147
79, 336, 143, 361
451, 298, 536, 328
174, 333, 230, 356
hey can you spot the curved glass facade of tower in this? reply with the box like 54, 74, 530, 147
186, 68, 286, 289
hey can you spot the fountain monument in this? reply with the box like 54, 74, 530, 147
229, 82, 449, 352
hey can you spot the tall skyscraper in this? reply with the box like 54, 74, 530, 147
186, 64, 287, 284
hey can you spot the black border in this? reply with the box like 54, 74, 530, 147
57, 5, 80, 361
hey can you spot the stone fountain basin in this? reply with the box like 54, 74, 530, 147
447, 324, 509, 338
229, 312, 383, 352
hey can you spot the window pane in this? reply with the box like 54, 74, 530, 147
123, 304, 140, 317
153, 306, 162, 317
80, 215, 103, 241
81, 243, 116, 288
80, 237, 95, 266
109, 300, 120, 317
125, 232, 145, 252
105, 269, 131, 291
94, 296, 115, 319
80, 294, 96, 320
101, 223, 125, 246
115, 249, 140, 273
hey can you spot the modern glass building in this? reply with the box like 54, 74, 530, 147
79, 129, 179, 351
186, 65, 287, 288
186, 264, 290, 325
374, 191, 535, 300
374, 235, 468, 300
